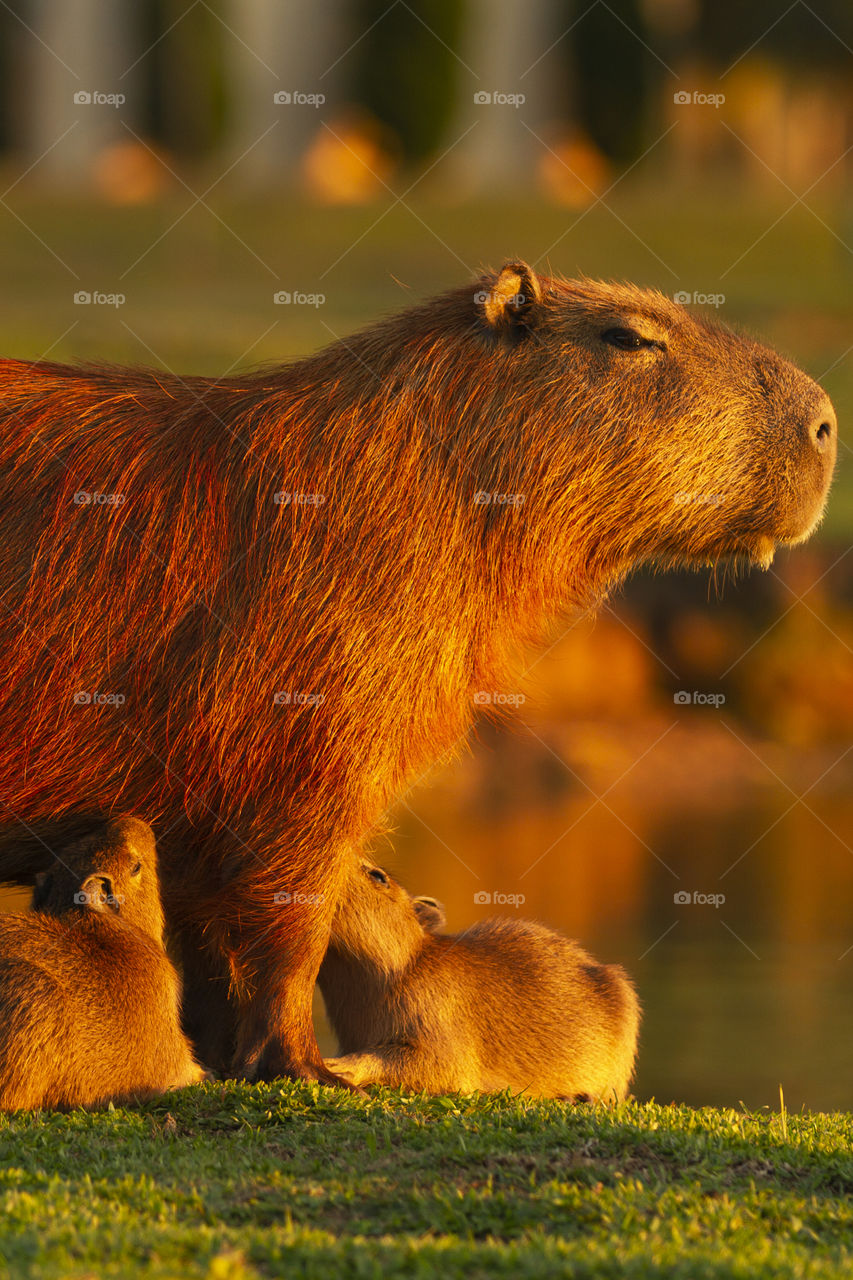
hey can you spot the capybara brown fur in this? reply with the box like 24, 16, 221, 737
319, 860, 640, 1100
0, 264, 835, 1081
0, 816, 205, 1111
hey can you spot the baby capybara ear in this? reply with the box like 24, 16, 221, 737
413, 896, 446, 932
480, 261, 542, 334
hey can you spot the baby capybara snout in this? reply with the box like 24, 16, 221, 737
0, 815, 205, 1111
319, 860, 639, 1101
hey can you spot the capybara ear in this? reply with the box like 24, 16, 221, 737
31, 870, 52, 911
413, 896, 446, 932
480, 261, 542, 334
79, 874, 117, 913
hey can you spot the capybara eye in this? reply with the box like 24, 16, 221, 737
600, 327, 647, 351
367, 867, 389, 887
131, 862, 142, 877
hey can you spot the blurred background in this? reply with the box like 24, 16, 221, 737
0, 0, 851, 1110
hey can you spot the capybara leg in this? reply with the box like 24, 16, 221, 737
324, 1053, 394, 1088
232, 950, 357, 1087
177, 930, 237, 1076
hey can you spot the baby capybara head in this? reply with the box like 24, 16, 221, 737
329, 859, 441, 973
31, 815, 165, 945
442, 264, 836, 588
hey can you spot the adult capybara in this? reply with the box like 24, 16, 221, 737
0, 816, 205, 1110
319, 859, 640, 1100
0, 264, 835, 1082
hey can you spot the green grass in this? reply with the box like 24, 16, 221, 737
1, 1084, 851, 1279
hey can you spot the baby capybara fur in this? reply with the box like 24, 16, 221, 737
0, 816, 205, 1111
319, 860, 640, 1100
0, 264, 835, 1082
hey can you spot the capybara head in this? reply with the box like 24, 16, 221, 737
31, 815, 165, 945
329, 860, 431, 973
453, 263, 836, 591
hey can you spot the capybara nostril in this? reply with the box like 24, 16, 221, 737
806, 395, 836, 455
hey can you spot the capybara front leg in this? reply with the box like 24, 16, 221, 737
324, 1052, 396, 1088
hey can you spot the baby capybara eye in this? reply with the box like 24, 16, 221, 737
130, 862, 142, 877
366, 867, 389, 887
600, 327, 650, 351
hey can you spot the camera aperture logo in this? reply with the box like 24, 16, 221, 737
274, 691, 325, 708
474, 690, 525, 708
274, 291, 325, 307
474, 890, 525, 907
73, 491, 125, 506
73, 90, 125, 108
272, 91, 325, 107
273, 890, 325, 905
75, 888, 124, 908
674, 290, 725, 308
674, 890, 725, 908
474, 490, 525, 507
73, 690, 126, 707
674, 690, 725, 708
473, 91, 525, 107
74, 291, 125, 308
673, 90, 725, 108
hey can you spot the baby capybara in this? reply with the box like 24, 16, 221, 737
318, 860, 640, 1100
0, 265, 834, 1082
0, 816, 205, 1111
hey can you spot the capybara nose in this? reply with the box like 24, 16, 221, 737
808, 397, 836, 457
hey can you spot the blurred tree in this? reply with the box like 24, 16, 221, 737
140, 0, 228, 157
18, 0, 136, 180
350, 0, 464, 162
693, 0, 853, 68
567, 0, 660, 164
223, 0, 350, 184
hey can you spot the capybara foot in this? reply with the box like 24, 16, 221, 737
234, 1036, 363, 1090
